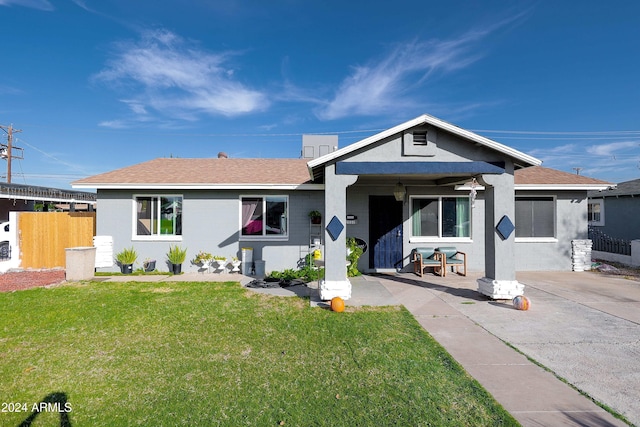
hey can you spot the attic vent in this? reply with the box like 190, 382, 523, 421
413, 131, 428, 146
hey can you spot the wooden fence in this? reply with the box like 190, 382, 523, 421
18, 212, 96, 269
588, 226, 631, 256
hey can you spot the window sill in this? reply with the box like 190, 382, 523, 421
515, 237, 558, 243
132, 235, 183, 242
240, 235, 289, 242
409, 237, 472, 244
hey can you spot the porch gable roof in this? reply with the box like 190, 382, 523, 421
307, 114, 542, 180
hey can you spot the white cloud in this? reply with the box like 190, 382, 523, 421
70, 0, 89, 10
94, 29, 268, 123
586, 141, 639, 156
525, 140, 640, 183
0, 0, 53, 10
315, 12, 528, 121
97, 120, 128, 129
315, 35, 484, 120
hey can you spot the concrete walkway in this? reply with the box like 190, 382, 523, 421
366, 271, 638, 427
99, 271, 639, 426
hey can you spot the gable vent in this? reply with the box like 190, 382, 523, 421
413, 131, 428, 146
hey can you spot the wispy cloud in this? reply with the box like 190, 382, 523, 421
70, 0, 93, 12
527, 140, 640, 182
315, 12, 528, 121
586, 141, 639, 157
0, 0, 53, 10
94, 29, 268, 126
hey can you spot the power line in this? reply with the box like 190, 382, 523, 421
473, 129, 640, 136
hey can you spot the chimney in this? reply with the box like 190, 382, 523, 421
301, 135, 338, 159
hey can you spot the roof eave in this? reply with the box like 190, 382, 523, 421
515, 184, 613, 191
72, 183, 325, 191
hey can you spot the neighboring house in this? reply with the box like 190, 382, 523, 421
0, 182, 96, 220
588, 178, 640, 240
72, 114, 611, 299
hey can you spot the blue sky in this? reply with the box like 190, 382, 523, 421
1, 0, 639, 189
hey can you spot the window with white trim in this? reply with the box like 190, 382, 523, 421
241, 196, 288, 238
588, 199, 604, 226
515, 196, 555, 238
135, 195, 182, 237
411, 196, 470, 238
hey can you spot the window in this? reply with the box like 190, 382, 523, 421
411, 197, 470, 238
515, 196, 554, 238
135, 196, 182, 237
241, 196, 288, 238
588, 199, 604, 226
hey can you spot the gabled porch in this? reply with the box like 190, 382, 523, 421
307, 115, 541, 300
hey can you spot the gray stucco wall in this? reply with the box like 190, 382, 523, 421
593, 196, 640, 240
96, 189, 324, 273
514, 191, 588, 271
344, 184, 486, 273
342, 128, 507, 165
343, 185, 587, 273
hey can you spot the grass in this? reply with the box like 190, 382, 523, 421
0, 281, 519, 426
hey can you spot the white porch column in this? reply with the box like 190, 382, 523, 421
320, 164, 357, 300
477, 166, 524, 299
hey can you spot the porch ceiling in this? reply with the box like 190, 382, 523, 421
350, 175, 473, 187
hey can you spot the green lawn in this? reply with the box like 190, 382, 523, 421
0, 281, 519, 426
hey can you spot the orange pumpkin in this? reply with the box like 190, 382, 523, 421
330, 297, 345, 312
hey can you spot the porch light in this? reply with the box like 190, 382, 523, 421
393, 182, 406, 202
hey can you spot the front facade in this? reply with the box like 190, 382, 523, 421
73, 115, 611, 299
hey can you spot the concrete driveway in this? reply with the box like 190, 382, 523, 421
373, 270, 640, 427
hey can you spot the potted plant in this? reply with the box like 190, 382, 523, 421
229, 256, 241, 273
115, 246, 138, 274
193, 251, 213, 266
309, 210, 322, 224
213, 255, 227, 272
167, 245, 187, 274
346, 237, 364, 277
143, 258, 156, 272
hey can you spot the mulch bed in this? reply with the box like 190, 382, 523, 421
0, 269, 66, 292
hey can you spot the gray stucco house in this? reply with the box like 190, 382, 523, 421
72, 114, 611, 299
588, 178, 640, 239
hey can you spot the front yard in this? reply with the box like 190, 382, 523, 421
0, 281, 518, 426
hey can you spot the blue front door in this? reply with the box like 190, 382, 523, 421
369, 196, 403, 270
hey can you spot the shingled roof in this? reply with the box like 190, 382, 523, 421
72, 158, 315, 189
514, 166, 612, 189
588, 177, 640, 197
72, 159, 612, 191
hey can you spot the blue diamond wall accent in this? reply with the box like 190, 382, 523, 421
496, 215, 515, 240
326, 216, 344, 241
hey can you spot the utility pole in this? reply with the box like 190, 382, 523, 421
0, 124, 24, 183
